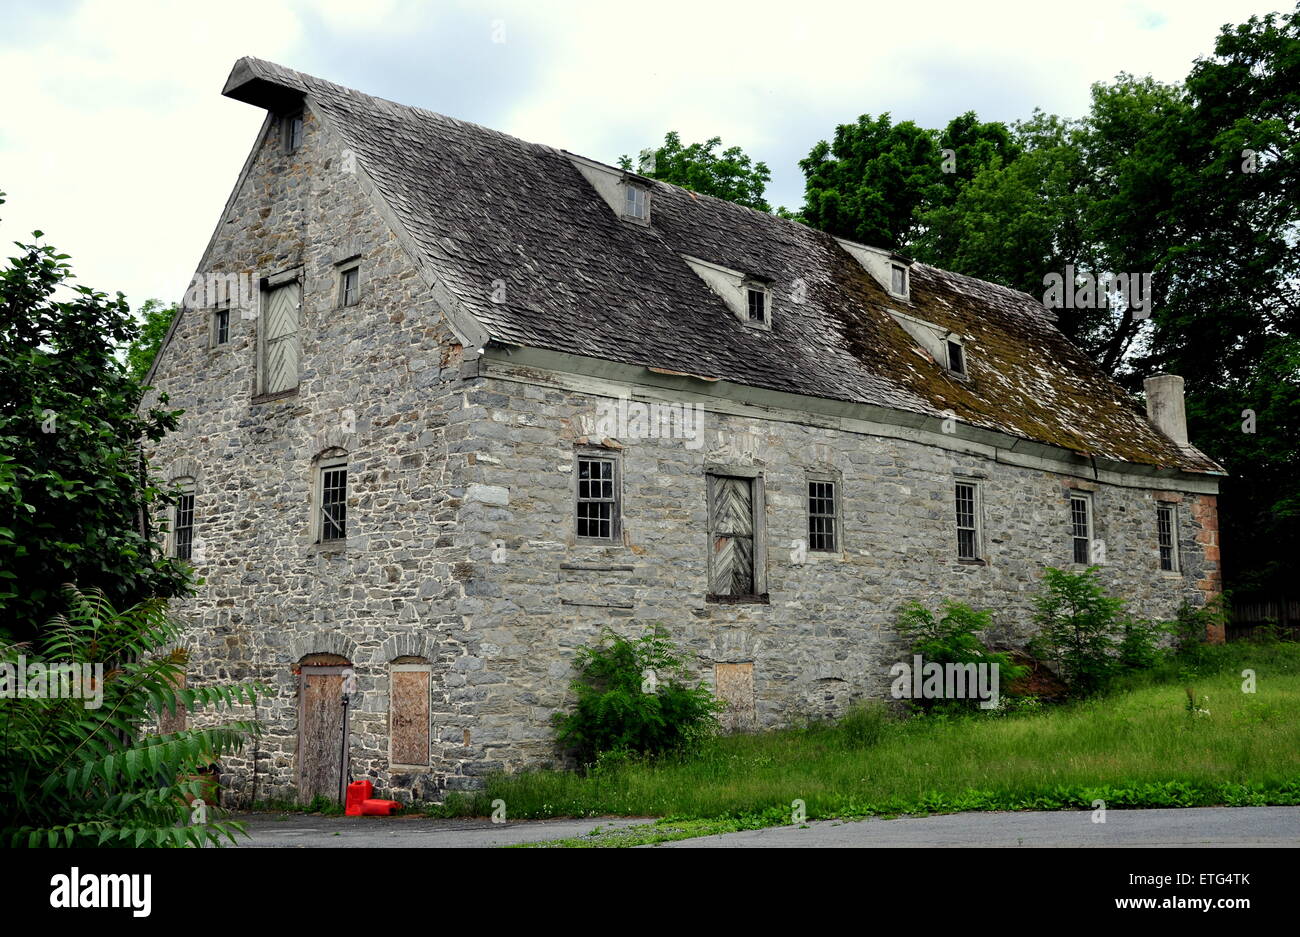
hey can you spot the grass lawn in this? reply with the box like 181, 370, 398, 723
434, 643, 1300, 838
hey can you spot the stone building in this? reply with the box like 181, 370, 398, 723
143, 58, 1225, 803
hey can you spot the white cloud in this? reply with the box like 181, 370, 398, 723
0, 0, 1273, 310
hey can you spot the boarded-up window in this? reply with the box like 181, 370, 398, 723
708, 474, 756, 596
262, 280, 299, 394
715, 662, 755, 732
390, 665, 431, 767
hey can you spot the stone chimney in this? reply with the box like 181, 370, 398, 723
1144, 374, 1189, 447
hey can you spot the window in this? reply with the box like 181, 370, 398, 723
955, 482, 981, 560
1157, 503, 1178, 572
891, 264, 908, 296
746, 287, 767, 324
260, 279, 300, 395
213, 305, 230, 345
283, 112, 303, 152
319, 461, 347, 542
340, 267, 360, 307
576, 457, 617, 540
947, 339, 965, 375
624, 184, 648, 221
1070, 494, 1092, 564
173, 481, 195, 560
707, 472, 765, 599
807, 480, 837, 552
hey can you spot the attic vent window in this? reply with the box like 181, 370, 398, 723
624, 184, 648, 221
746, 287, 767, 324
283, 112, 303, 152
890, 263, 908, 297
947, 338, 966, 375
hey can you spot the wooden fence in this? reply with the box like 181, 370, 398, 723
1227, 597, 1300, 642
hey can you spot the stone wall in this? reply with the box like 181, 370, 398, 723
144, 102, 1222, 804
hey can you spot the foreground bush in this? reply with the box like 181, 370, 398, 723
553, 628, 720, 765
895, 600, 1027, 712
0, 586, 262, 847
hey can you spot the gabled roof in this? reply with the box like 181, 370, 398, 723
220, 57, 1221, 476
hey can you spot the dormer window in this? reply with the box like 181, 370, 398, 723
890, 264, 908, 297
624, 184, 648, 221
946, 337, 966, 375
746, 287, 767, 324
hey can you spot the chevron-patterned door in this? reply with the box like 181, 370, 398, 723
263, 281, 300, 393
709, 475, 754, 595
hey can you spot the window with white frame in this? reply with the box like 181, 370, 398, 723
1157, 502, 1179, 572
624, 184, 648, 221
576, 455, 618, 541
1070, 493, 1093, 564
173, 479, 195, 560
946, 337, 966, 376
955, 481, 981, 560
890, 263, 908, 297
807, 479, 838, 552
316, 455, 348, 542
746, 286, 768, 325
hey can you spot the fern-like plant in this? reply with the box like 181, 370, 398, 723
0, 585, 263, 847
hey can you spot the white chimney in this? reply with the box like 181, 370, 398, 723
1144, 374, 1189, 447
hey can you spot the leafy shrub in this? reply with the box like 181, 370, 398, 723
1029, 566, 1126, 695
553, 628, 720, 765
0, 586, 263, 847
895, 600, 1027, 712
1117, 617, 1164, 672
1171, 595, 1231, 659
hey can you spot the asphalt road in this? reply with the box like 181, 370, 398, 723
657, 806, 1300, 848
236, 806, 1299, 848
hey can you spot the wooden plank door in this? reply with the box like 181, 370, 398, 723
709, 475, 755, 596
263, 281, 299, 394
298, 665, 347, 803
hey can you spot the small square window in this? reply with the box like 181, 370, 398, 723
624, 185, 648, 221
284, 113, 304, 152
341, 267, 360, 307
947, 340, 965, 375
891, 264, 907, 295
747, 288, 767, 324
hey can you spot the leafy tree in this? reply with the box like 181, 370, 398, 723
798, 112, 1019, 250
620, 131, 773, 211
552, 628, 720, 765
0, 193, 191, 641
895, 600, 1027, 711
1029, 567, 1128, 696
125, 299, 178, 384
1, 586, 262, 847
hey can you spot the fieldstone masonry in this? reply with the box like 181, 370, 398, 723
143, 65, 1224, 804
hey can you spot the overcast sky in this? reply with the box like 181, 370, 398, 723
0, 0, 1281, 312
